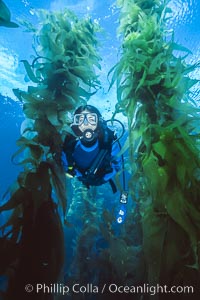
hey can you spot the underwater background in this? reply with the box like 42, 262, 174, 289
0, 0, 200, 196
0, 0, 200, 299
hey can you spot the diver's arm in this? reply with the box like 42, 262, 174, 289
111, 141, 122, 171
103, 142, 122, 181
61, 151, 82, 178
61, 151, 68, 172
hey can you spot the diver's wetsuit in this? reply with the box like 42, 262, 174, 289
61, 136, 121, 188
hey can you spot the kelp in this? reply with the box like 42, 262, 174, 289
63, 181, 104, 291
0, 8, 101, 299
110, 0, 200, 295
0, 0, 18, 28
93, 204, 145, 292
65, 179, 145, 295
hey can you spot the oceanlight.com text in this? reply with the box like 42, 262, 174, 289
25, 283, 194, 296
108, 283, 194, 295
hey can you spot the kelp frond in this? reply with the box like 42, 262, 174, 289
0, 8, 102, 295
110, 0, 200, 289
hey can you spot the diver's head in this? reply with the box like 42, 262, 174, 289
71, 105, 102, 145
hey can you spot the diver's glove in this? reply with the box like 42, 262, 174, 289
67, 166, 76, 177
103, 168, 117, 181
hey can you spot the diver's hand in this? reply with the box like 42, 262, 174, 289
103, 168, 117, 181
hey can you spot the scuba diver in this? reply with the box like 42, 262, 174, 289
61, 105, 122, 193
62, 104, 129, 224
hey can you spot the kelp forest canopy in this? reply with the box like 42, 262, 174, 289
0, 0, 200, 299
110, 0, 200, 294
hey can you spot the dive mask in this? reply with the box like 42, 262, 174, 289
71, 112, 98, 145
73, 113, 98, 126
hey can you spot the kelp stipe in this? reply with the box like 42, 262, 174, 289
65, 179, 145, 295
0, 9, 101, 299
110, 0, 200, 296
65, 181, 104, 285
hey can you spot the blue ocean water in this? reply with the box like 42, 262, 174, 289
0, 0, 199, 197
0, 0, 200, 298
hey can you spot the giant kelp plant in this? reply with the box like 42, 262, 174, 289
0, 9, 101, 299
110, 0, 200, 297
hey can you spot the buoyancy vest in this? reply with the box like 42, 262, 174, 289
63, 126, 115, 175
